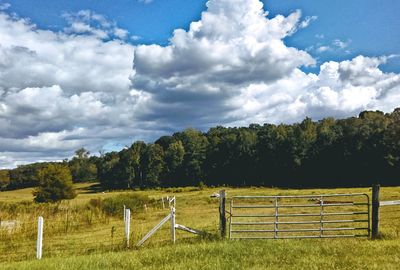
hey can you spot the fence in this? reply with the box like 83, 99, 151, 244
1, 186, 399, 262
220, 185, 400, 240
371, 184, 400, 238
0, 195, 206, 261
228, 193, 370, 239
136, 197, 205, 247
0, 195, 179, 262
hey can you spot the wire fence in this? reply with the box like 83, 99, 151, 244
1, 190, 400, 263
0, 202, 180, 263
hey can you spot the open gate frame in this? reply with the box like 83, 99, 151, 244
229, 193, 370, 239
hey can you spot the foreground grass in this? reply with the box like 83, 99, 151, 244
1, 184, 400, 269
3, 238, 400, 270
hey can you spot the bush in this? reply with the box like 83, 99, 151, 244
198, 181, 206, 190
33, 164, 76, 203
102, 194, 156, 216
88, 198, 103, 209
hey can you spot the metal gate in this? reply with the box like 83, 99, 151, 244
229, 193, 370, 239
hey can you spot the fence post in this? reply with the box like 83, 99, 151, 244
123, 205, 126, 222
372, 184, 380, 239
125, 209, 131, 247
171, 207, 176, 243
36, 216, 43, 260
219, 190, 226, 238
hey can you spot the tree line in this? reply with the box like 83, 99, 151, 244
1, 108, 399, 191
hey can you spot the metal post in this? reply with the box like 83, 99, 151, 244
319, 196, 324, 237
171, 207, 176, 243
125, 209, 131, 247
229, 200, 233, 239
162, 197, 165, 209
372, 184, 380, 239
219, 190, 226, 238
274, 197, 278, 239
36, 216, 43, 259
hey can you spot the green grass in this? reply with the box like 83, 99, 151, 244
2, 239, 400, 270
1, 184, 400, 269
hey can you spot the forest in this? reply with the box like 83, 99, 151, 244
1, 108, 399, 190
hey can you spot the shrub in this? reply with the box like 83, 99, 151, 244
33, 164, 76, 203
198, 181, 206, 190
88, 198, 103, 209
102, 194, 156, 216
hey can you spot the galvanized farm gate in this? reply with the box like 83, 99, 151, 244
229, 193, 370, 239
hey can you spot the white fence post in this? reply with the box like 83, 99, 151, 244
36, 216, 43, 259
125, 209, 131, 247
171, 207, 176, 244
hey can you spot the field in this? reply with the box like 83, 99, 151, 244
1, 184, 400, 269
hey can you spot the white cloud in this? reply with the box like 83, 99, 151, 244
299, 15, 317, 29
316, 46, 331, 53
138, 0, 154, 4
333, 39, 350, 49
314, 39, 351, 54
0, 2, 10, 10
63, 10, 129, 40
0, 0, 399, 168
131, 35, 141, 41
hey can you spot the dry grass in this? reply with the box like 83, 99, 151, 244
1, 184, 400, 269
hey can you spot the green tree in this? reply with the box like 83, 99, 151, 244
174, 128, 208, 186
34, 164, 76, 203
164, 140, 185, 185
97, 151, 120, 189
69, 148, 97, 182
142, 144, 165, 187
0, 169, 10, 190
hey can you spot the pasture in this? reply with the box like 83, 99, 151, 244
1, 183, 400, 269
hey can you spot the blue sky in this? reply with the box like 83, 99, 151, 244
0, 0, 399, 167
5, 0, 400, 72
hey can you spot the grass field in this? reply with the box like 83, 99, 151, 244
1, 184, 400, 269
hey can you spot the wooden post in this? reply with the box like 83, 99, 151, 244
123, 205, 126, 222
161, 197, 165, 209
36, 216, 43, 259
171, 207, 176, 243
125, 209, 131, 247
372, 184, 380, 239
219, 190, 226, 238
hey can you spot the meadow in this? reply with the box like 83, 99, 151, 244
1, 183, 400, 269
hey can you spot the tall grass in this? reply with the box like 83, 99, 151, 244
0, 184, 400, 269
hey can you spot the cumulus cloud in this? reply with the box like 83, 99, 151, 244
0, 9, 149, 167
130, 0, 400, 127
131, 0, 315, 128
0, 0, 399, 168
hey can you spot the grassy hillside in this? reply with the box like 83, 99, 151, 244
1, 184, 400, 269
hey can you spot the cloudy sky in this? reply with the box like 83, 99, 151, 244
0, 0, 399, 168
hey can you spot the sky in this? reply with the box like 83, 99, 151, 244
0, 0, 399, 168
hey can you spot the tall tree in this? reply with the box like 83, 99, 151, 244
164, 140, 185, 186
174, 128, 208, 186
69, 148, 97, 182
142, 144, 165, 187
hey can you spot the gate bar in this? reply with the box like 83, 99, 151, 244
232, 211, 369, 218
